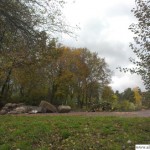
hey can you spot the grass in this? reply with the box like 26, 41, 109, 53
0, 115, 150, 150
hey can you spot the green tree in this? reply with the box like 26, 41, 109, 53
0, 31, 47, 106
0, 0, 72, 106
128, 0, 150, 90
73, 48, 111, 108
122, 88, 135, 103
0, 36, 112, 108
142, 91, 150, 108
101, 86, 114, 102
44, 47, 111, 108
0, 0, 69, 49
115, 90, 122, 101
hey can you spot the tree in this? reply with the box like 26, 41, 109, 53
128, 0, 150, 90
0, 0, 72, 106
142, 91, 150, 108
12, 62, 48, 105
122, 88, 135, 103
0, 0, 70, 49
41, 46, 111, 107
0, 31, 47, 105
0, 33, 111, 108
101, 86, 114, 102
115, 90, 122, 101
133, 87, 142, 107
73, 48, 111, 108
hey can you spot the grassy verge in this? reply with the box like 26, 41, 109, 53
0, 115, 150, 150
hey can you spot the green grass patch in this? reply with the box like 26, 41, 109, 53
0, 115, 150, 150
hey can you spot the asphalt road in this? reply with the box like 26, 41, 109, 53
21, 109, 150, 117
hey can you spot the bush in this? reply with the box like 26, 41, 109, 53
129, 102, 136, 111
89, 101, 112, 112
101, 101, 112, 111
118, 100, 136, 111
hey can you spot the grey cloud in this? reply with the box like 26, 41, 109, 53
60, 0, 145, 91
106, 1, 135, 19
62, 22, 134, 71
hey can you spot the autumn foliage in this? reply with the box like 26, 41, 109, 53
0, 38, 111, 108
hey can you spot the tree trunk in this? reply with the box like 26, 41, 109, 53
0, 68, 13, 104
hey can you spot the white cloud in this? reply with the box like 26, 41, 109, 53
60, 0, 146, 92
110, 73, 144, 92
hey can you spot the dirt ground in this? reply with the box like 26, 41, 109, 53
21, 109, 150, 117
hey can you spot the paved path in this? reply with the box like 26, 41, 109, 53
24, 109, 150, 117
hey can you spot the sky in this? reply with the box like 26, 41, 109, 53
59, 0, 145, 92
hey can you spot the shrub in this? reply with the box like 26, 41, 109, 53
129, 102, 136, 111
89, 101, 112, 112
101, 101, 112, 111
118, 100, 136, 111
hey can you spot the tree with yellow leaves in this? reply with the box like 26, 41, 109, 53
133, 87, 142, 108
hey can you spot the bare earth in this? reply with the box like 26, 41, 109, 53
21, 109, 150, 117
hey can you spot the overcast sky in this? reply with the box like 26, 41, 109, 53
59, 0, 145, 92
